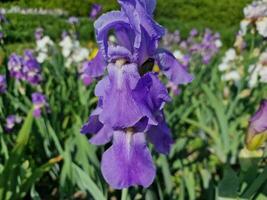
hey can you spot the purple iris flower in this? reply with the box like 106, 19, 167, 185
31, 92, 49, 118
35, 27, 44, 40
23, 50, 42, 85
5, 115, 22, 132
0, 75, 6, 93
89, 3, 102, 20
81, 0, 192, 189
8, 53, 24, 79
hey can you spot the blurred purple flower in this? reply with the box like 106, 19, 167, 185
68, 16, 79, 25
5, 115, 22, 132
35, 27, 44, 40
0, 75, 6, 93
190, 28, 198, 37
0, 10, 7, 24
8, 53, 24, 79
81, 0, 192, 189
89, 3, 102, 20
23, 50, 42, 85
61, 31, 68, 39
32, 92, 49, 118
246, 100, 267, 150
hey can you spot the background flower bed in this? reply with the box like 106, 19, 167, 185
0, 0, 252, 49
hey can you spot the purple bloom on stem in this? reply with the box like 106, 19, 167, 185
246, 100, 267, 150
5, 115, 22, 132
81, 0, 192, 189
32, 92, 48, 118
23, 50, 42, 85
89, 3, 102, 20
8, 53, 24, 79
0, 75, 6, 93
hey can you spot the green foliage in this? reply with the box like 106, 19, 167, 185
0, 0, 252, 47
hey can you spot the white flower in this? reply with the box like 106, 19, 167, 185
256, 17, 267, 37
222, 70, 241, 82
72, 48, 89, 63
248, 64, 261, 88
259, 67, 267, 82
37, 52, 48, 63
218, 63, 230, 72
59, 36, 74, 57
36, 36, 54, 63
240, 19, 250, 35
215, 39, 222, 48
36, 36, 54, 51
224, 48, 236, 62
173, 50, 184, 60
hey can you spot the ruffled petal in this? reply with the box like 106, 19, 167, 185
133, 72, 171, 125
101, 131, 155, 189
94, 11, 131, 59
154, 49, 194, 85
108, 45, 133, 62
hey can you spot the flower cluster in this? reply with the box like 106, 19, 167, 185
246, 100, 267, 150
218, 48, 242, 83
32, 92, 49, 118
8, 50, 42, 85
35, 28, 54, 63
241, 0, 267, 37
1, 6, 67, 16
59, 33, 89, 68
5, 115, 22, 132
162, 28, 222, 66
248, 52, 267, 88
0, 74, 6, 93
81, 0, 192, 189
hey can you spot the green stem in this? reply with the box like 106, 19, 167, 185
121, 188, 128, 200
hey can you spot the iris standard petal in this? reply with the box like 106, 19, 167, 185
101, 131, 155, 189
94, 11, 130, 59
154, 49, 194, 85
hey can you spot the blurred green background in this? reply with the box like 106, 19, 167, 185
0, 0, 252, 49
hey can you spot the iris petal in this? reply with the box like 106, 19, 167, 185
101, 131, 155, 189
154, 49, 194, 85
